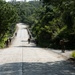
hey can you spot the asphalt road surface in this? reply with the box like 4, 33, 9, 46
0, 23, 75, 75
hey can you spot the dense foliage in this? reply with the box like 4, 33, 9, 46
10, 1, 41, 25
0, 0, 18, 48
72, 51, 75, 58
0, 0, 41, 48
32, 0, 75, 49
0, 0, 75, 49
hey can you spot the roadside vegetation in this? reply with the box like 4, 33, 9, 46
9, 1, 41, 25
72, 51, 75, 59
31, 0, 75, 50
0, 0, 18, 48
0, 0, 40, 48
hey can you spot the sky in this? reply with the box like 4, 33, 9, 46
6, 0, 34, 2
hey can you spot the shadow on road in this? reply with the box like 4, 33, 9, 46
21, 40, 28, 42
14, 46, 37, 48
0, 60, 75, 75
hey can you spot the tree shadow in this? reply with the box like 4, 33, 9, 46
21, 40, 28, 42
14, 45, 37, 48
0, 60, 75, 75
15, 46, 37, 48
22, 27, 26, 29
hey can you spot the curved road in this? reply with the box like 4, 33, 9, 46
0, 23, 75, 75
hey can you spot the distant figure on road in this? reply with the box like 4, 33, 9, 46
5, 39, 9, 47
28, 38, 30, 44
28, 34, 31, 44
9, 37, 11, 44
60, 39, 65, 53
15, 32, 17, 36
29, 34, 31, 39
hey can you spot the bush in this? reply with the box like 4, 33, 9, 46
72, 51, 75, 58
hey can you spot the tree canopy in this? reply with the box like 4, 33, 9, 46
32, 0, 75, 49
0, 0, 75, 49
0, 0, 18, 48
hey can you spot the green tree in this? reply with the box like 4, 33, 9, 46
0, 0, 18, 48
32, 0, 75, 49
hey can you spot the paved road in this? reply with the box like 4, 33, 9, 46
0, 23, 75, 75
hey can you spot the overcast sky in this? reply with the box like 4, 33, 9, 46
6, 0, 33, 2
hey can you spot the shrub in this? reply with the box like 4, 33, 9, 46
72, 51, 75, 58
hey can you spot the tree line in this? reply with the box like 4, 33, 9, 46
0, 0, 40, 48
9, 1, 41, 25
31, 0, 75, 49
0, 0, 75, 50
0, 0, 18, 48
